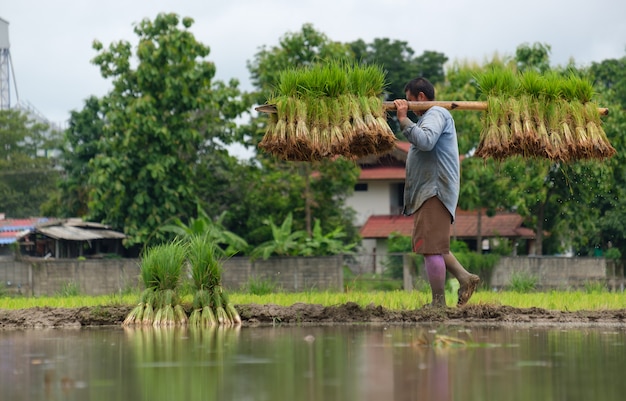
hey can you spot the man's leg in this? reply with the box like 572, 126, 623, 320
443, 252, 480, 306
424, 254, 446, 307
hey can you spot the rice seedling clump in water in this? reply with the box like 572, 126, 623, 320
187, 233, 241, 326
259, 61, 395, 161
123, 239, 188, 327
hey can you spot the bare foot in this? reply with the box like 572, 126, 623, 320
429, 294, 447, 308
457, 274, 480, 307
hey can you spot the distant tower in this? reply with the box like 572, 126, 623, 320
0, 17, 16, 110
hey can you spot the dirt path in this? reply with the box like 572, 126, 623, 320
2, 303, 626, 329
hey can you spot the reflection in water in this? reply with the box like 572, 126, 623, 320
1, 325, 625, 401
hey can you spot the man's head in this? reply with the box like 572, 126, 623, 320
404, 77, 436, 102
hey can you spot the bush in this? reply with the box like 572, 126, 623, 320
56, 281, 80, 297
343, 267, 403, 291
508, 272, 537, 293
243, 276, 280, 295
383, 233, 418, 279
451, 240, 499, 282
583, 280, 607, 294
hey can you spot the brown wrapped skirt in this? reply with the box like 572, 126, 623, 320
412, 196, 452, 255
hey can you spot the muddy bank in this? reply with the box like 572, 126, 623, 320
2, 303, 626, 330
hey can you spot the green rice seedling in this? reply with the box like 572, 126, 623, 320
570, 100, 592, 156
583, 102, 616, 159
542, 72, 568, 160
562, 73, 595, 103
212, 288, 228, 325
124, 239, 187, 327
544, 102, 565, 161
259, 61, 391, 160
519, 94, 538, 150
508, 97, 525, 151
187, 233, 240, 326
348, 63, 386, 98
294, 98, 310, 147
475, 65, 519, 97
317, 97, 332, 159
321, 60, 349, 98
202, 305, 218, 326
476, 96, 506, 159
327, 97, 347, 155
475, 67, 520, 159
358, 95, 378, 134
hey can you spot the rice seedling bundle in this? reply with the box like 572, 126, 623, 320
258, 61, 395, 161
474, 68, 615, 162
123, 239, 188, 327
187, 233, 241, 326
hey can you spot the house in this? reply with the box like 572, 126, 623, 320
345, 142, 409, 226
1, 214, 126, 259
0, 215, 53, 257
345, 141, 536, 272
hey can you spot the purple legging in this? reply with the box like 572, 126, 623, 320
424, 254, 446, 294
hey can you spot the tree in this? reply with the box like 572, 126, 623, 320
0, 109, 61, 217
348, 39, 448, 134
516, 42, 552, 73
588, 55, 626, 257
159, 206, 249, 257
42, 96, 105, 217
86, 13, 246, 248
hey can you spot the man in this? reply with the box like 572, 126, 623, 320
393, 77, 480, 307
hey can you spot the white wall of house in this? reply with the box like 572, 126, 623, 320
346, 181, 399, 226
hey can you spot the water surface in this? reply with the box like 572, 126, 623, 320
1, 324, 625, 401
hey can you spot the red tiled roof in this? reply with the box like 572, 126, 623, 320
359, 166, 405, 180
357, 141, 465, 180
453, 210, 535, 238
359, 215, 413, 238
360, 210, 535, 239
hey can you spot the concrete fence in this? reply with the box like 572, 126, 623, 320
488, 256, 624, 291
403, 256, 624, 291
1, 255, 623, 297
0, 255, 344, 297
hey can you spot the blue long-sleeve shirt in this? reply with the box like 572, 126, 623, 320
400, 106, 460, 222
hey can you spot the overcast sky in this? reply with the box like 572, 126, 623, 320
2, 0, 625, 127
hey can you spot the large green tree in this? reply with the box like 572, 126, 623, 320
86, 13, 246, 248
588, 55, 626, 257
42, 96, 104, 217
0, 109, 60, 217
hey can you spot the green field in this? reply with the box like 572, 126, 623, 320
1, 289, 625, 311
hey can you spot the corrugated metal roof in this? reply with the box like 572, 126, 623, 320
37, 225, 125, 241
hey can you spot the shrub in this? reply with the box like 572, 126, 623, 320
583, 280, 607, 294
244, 276, 280, 296
56, 282, 80, 297
508, 272, 538, 293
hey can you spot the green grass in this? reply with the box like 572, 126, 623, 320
1, 289, 625, 311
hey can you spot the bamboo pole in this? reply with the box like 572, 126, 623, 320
255, 101, 609, 116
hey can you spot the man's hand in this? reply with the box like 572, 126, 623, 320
394, 99, 409, 122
